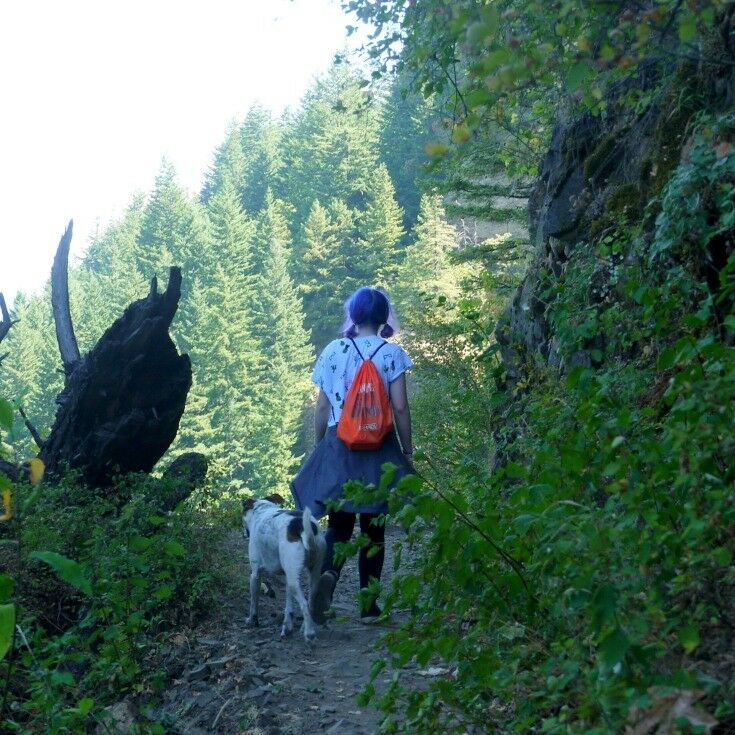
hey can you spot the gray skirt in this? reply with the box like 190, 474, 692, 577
290, 426, 412, 518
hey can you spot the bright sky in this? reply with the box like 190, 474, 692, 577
1, 0, 360, 305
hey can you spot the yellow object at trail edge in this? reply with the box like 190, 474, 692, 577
0, 489, 11, 522
26, 458, 45, 485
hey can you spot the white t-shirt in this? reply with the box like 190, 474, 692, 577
312, 336, 414, 426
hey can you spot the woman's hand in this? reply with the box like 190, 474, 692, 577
314, 389, 331, 444
390, 374, 413, 463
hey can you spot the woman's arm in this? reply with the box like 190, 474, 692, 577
389, 373, 413, 456
314, 389, 331, 445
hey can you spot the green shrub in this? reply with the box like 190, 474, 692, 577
1, 471, 225, 733
344, 114, 735, 734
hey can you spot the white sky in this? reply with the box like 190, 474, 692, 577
0, 0, 360, 305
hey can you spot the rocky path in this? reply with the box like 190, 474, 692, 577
150, 526, 423, 734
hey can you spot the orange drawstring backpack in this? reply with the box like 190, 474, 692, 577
336, 339, 393, 451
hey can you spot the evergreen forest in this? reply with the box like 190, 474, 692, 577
1, 1, 734, 733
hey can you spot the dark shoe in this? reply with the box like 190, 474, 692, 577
311, 571, 337, 624
359, 601, 383, 624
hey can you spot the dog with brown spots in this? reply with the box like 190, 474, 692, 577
242, 494, 326, 641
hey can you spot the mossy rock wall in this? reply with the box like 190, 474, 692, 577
498, 22, 735, 383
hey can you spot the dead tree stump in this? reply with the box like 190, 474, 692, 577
39, 268, 192, 486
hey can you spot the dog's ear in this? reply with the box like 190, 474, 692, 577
242, 497, 256, 513
264, 493, 285, 506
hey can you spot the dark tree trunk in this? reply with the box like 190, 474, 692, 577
39, 268, 192, 487
156, 452, 209, 511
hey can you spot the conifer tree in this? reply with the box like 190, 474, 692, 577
396, 194, 460, 326
0, 293, 62, 453
204, 182, 262, 486
249, 209, 312, 493
297, 200, 346, 347
252, 189, 293, 274
137, 160, 210, 282
379, 79, 438, 227
84, 195, 145, 276
357, 164, 405, 287
72, 212, 150, 353
173, 278, 222, 458
200, 124, 247, 204
280, 64, 381, 227
239, 106, 283, 214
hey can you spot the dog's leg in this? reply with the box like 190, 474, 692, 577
286, 572, 316, 642
280, 584, 295, 638
246, 563, 261, 627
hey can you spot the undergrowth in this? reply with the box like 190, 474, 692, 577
1, 471, 225, 733
344, 113, 735, 733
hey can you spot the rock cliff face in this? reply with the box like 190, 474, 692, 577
496, 19, 735, 383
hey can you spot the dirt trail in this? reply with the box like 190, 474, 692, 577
151, 526, 422, 734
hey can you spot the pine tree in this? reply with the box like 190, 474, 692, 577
200, 123, 247, 204
249, 211, 312, 493
137, 160, 210, 282
379, 78, 438, 227
395, 194, 460, 326
296, 200, 347, 347
356, 164, 405, 288
72, 214, 150, 354
252, 189, 293, 275
172, 181, 265, 488
173, 279, 222, 458
205, 182, 262, 486
280, 64, 381, 228
0, 293, 63, 454
239, 106, 284, 215
84, 195, 145, 275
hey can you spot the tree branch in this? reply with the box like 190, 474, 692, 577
50, 220, 80, 375
18, 406, 44, 449
0, 293, 18, 347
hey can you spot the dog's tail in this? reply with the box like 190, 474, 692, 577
301, 507, 318, 559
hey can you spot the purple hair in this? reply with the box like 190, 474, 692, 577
341, 287, 400, 339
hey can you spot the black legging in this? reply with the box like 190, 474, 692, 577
322, 511, 385, 590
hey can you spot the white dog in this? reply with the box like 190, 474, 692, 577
242, 494, 326, 641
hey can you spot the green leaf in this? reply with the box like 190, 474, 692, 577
0, 473, 10, 492
0, 399, 13, 431
50, 670, 75, 686
657, 346, 678, 370
77, 698, 94, 715
425, 142, 449, 157
505, 462, 527, 479
561, 448, 584, 473
678, 14, 697, 43
0, 603, 15, 660
466, 21, 493, 45
610, 436, 625, 449
599, 626, 630, 666
679, 623, 700, 654
154, 585, 173, 601
163, 540, 186, 557
591, 584, 616, 633
713, 547, 732, 566
566, 366, 591, 389
396, 474, 423, 495
0, 575, 14, 603
30, 551, 92, 597
566, 61, 591, 92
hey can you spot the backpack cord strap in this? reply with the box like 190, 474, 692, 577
348, 337, 365, 361
369, 340, 388, 360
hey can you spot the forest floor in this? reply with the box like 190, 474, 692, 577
138, 526, 425, 735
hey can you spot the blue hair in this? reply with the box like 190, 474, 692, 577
341, 287, 399, 338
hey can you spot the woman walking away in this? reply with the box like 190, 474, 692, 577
291, 287, 414, 623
